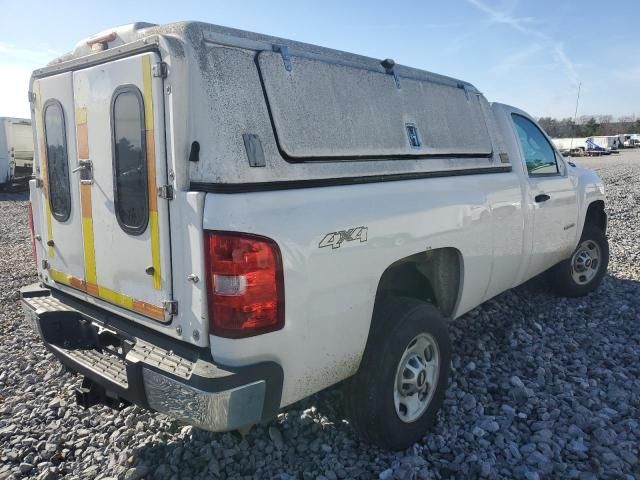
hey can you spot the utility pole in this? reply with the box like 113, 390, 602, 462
570, 82, 582, 151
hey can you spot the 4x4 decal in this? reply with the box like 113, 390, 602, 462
319, 226, 368, 250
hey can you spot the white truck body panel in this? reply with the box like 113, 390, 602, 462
25, 21, 607, 416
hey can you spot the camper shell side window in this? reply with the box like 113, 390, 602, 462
257, 51, 493, 161
43, 99, 72, 222
110, 85, 149, 236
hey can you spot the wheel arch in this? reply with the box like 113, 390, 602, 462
372, 247, 463, 325
583, 200, 607, 234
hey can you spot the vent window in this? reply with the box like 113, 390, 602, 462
406, 124, 421, 148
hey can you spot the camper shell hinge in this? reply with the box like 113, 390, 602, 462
162, 300, 178, 320
152, 62, 168, 79
157, 184, 174, 200
272, 45, 292, 72
28, 91, 36, 103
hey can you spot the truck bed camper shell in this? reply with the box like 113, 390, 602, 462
32, 21, 510, 193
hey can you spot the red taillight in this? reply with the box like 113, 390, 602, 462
28, 204, 36, 263
205, 231, 284, 338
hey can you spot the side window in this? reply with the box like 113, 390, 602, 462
511, 114, 559, 176
43, 100, 71, 222
111, 86, 148, 236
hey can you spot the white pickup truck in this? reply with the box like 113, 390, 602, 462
22, 21, 608, 450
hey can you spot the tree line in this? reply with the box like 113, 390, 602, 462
537, 115, 640, 138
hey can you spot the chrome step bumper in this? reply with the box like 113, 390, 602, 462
21, 283, 283, 431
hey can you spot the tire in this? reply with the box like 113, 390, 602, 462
343, 297, 451, 450
547, 224, 609, 297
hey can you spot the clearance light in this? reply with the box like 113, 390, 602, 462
86, 32, 117, 51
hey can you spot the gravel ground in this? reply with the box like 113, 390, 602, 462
1, 151, 639, 480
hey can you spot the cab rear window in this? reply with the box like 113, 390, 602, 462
111, 86, 149, 236
43, 100, 71, 222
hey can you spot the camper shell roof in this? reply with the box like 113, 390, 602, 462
33, 21, 511, 192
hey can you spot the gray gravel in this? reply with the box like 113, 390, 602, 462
1, 151, 639, 480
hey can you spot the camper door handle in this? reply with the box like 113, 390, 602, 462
73, 160, 94, 184
72, 160, 91, 173
534, 194, 550, 203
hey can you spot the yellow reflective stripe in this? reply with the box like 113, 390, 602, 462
149, 211, 161, 289
142, 55, 161, 290
34, 81, 54, 259
75, 107, 87, 124
45, 204, 54, 258
99, 285, 134, 310
49, 268, 70, 285
49, 269, 86, 290
76, 104, 98, 291
48, 267, 164, 321
81, 212, 97, 286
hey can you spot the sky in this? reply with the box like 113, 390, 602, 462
1, 0, 638, 120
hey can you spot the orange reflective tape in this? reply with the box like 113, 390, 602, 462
68, 276, 87, 291
133, 299, 165, 321
80, 183, 92, 218
76, 123, 89, 159
86, 282, 100, 297
48, 269, 164, 321
142, 55, 161, 290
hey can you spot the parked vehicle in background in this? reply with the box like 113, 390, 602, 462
589, 135, 621, 153
0, 117, 33, 188
623, 134, 640, 148
21, 21, 609, 450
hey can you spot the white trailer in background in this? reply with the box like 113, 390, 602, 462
552, 137, 587, 154
622, 134, 640, 148
589, 136, 621, 151
0, 117, 34, 188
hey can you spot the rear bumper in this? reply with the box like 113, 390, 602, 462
20, 283, 283, 431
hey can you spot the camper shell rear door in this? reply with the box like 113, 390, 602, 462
34, 52, 174, 324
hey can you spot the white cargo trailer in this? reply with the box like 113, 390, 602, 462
0, 117, 34, 187
623, 134, 640, 147
552, 137, 587, 153
589, 136, 621, 151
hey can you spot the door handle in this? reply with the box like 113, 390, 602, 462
534, 194, 550, 203
71, 161, 89, 173
72, 159, 93, 185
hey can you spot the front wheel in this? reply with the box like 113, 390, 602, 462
343, 297, 451, 450
547, 224, 609, 297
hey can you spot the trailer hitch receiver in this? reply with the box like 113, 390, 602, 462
75, 377, 126, 410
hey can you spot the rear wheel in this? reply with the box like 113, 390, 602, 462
344, 297, 451, 450
547, 224, 609, 297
